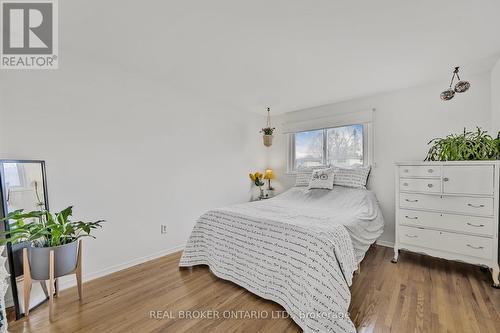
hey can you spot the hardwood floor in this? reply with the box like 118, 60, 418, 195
8, 245, 500, 333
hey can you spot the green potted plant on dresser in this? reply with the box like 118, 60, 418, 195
0, 206, 105, 317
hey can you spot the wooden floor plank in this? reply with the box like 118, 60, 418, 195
8, 245, 500, 333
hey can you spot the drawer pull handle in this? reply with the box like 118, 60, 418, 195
405, 234, 418, 238
443, 177, 449, 182
427, 183, 433, 188
403, 182, 409, 186
427, 169, 434, 173
405, 216, 418, 220
405, 199, 419, 202
403, 169, 409, 173
466, 244, 484, 250
466, 222, 485, 227
467, 204, 485, 208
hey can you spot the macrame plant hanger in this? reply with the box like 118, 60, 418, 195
261, 107, 275, 147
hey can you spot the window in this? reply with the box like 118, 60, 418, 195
294, 129, 324, 169
3, 163, 26, 187
291, 124, 366, 171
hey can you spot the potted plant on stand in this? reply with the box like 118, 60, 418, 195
0, 206, 104, 318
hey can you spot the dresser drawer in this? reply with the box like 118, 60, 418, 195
399, 209, 495, 237
400, 178, 440, 193
443, 165, 494, 195
400, 193, 493, 216
399, 226, 494, 260
399, 165, 440, 178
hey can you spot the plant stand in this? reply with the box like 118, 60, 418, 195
22, 240, 83, 320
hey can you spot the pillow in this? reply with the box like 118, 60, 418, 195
295, 169, 313, 187
308, 168, 335, 190
332, 165, 371, 188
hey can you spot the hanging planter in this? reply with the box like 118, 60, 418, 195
440, 66, 470, 101
263, 134, 273, 147
260, 107, 276, 147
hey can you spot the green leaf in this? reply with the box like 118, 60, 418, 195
425, 127, 500, 162
0, 205, 105, 247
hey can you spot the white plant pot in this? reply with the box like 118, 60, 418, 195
263, 135, 273, 147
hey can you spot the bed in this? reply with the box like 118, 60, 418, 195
179, 186, 384, 333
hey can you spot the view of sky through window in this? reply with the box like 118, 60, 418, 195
294, 129, 324, 169
294, 124, 363, 169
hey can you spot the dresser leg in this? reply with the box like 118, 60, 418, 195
492, 264, 500, 288
391, 247, 399, 263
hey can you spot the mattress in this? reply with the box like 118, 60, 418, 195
179, 186, 384, 332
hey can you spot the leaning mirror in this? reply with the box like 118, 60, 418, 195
0, 160, 50, 320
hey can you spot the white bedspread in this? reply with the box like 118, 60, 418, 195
266, 187, 384, 263
179, 186, 384, 333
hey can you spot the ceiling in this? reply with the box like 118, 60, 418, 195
63, 0, 500, 114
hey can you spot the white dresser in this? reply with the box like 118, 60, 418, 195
393, 161, 500, 288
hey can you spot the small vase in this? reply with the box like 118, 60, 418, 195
263, 135, 273, 147
264, 189, 274, 198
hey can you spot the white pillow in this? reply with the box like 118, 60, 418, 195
308, 168, 335, 190
332, 165, 371, 188
295, 169, 313, 187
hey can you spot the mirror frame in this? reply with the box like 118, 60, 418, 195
0, 160, 50, 320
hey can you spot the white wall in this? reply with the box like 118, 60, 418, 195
492, 59, 500, 133
268, 71, 493, 244
0, 51, 496, 291
0, 55, 268, 287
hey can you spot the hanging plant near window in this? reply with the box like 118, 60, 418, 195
261, 107, 276, 147
425, 127, 500, 161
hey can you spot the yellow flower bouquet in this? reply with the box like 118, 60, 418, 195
249, 172, 265, 187
249, 172, 265, 199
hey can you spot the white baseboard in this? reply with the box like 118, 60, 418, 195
58, 244, 185, 292
376, 240, 394, 248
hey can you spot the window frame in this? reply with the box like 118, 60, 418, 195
287, 122, 373, 173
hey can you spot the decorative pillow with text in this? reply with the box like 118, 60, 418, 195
295, 169, 314, 187
332, 165, 371, 188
